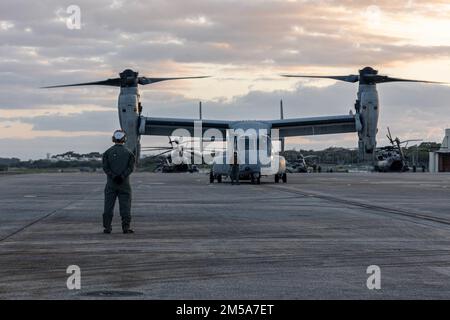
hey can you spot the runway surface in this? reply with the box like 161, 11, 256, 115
1, 172, 450, 299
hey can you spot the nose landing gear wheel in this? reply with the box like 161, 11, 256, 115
275, 174, 280, 183
282, 173, 287, 183
209, 171, 214, 183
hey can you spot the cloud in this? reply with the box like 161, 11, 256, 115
15, 110, 119, 132
0, 135, 112, 160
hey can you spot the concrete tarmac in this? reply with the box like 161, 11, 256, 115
1, 172, 450, 299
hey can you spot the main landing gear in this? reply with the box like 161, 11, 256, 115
275, 173, 287, 183
250, 173, 261, 185
210, 171, 222, 183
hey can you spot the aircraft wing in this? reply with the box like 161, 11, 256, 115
269, 115, 357, 138
141, 117, 230, 136
141, 114, 357, 138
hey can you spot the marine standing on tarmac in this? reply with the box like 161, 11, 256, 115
230, 151, 240, 185
102, 130, 136, 234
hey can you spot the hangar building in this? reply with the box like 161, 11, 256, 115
429, 129, 450, 172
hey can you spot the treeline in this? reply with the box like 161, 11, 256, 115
51, 151, 102, 159
0, 156, 102, 171
0, 158, 21, 166
12, 159, 102, 169
0, 142, 442, 172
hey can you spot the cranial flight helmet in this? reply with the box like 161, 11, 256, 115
112, 129, 127, 143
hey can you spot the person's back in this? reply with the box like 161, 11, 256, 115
103, 144, 134, 185
102, 130, 136, 234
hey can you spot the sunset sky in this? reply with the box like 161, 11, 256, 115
1, 0, 450, 159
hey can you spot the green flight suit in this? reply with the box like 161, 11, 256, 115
102, 144, 135, 231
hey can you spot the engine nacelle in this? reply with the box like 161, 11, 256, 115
118, 86, 140, 159
356, 84, 379, 160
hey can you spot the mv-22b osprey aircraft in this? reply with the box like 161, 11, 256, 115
43, 67, 441, 183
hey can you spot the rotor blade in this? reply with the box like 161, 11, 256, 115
367, 75, 445, 84
399, 139, 423, 144
184, 148, 220, 154
141, 147, 173, 150
176, 139, 224, 145
141, 148, 173, 152
138, 76, 210, 85
182, 149, 204, 156
281, 74, 359, 83
386, 127, 393, 142
145, 150, 173, 159
41, 78, 121, 88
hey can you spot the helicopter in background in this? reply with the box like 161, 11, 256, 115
374, 127, 422, 172
286, 154, 318, 173
141, 137, 218, 173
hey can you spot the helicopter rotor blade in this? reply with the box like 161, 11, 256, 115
366, 75, 446, 84
399, 139, 423, 145
42, 75, 209, 89
138, 76, 210, 85
144, 150, 173, 159
281, 74, 359, 83
386, 127, 394, 144
282, 66, 446, 85
41, 78, 121, 88
141, 147, 173, 150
